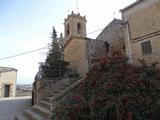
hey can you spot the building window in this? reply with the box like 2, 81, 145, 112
141, 41, 152, 55
105, 42, 110, 53
66, 24, 70, 36
77, 22, 81, 34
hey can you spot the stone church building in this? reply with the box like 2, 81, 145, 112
16, 0, 160, 119
64, 0, 160, 76
63, 12, 106, 76
63, 12, 125, 76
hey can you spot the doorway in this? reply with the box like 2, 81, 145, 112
4, 85, 10, 97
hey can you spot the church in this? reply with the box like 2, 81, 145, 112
64, 0, 160, 76
63, 11, 124, 76
15, 0, 160, 119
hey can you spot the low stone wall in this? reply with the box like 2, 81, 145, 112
33, 77, 79, 104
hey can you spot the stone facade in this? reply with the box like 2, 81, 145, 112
63, 12, 88, 76
96, 19, 125, 55
121, 0, 160, 65
63, 12, 127, 76
63, 12, 87, 46
0, 67, 17, 97
63, 12, 107, 76
86, 38, 107, 67
64, 37, 89, 76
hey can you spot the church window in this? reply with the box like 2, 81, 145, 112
66, 24, 70, 36
77, 22, 81, 34
105, 42, 110, 53
141, 41, 152, 55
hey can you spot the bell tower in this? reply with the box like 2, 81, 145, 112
63, 11, 89, 76
64, 11, 87, 44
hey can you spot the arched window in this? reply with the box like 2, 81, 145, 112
66, 24, 70, 36
77, 22, 81, 34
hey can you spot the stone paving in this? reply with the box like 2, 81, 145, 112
0, 96, 31, 120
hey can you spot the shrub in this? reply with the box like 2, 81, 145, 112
53, 52, 160, 120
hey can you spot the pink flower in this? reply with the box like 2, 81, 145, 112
72, 95, 85, 102
104, 82, 113, 89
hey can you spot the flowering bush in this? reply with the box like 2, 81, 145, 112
52, 52, 160, 120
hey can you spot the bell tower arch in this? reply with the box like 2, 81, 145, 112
64, 11, 87, 44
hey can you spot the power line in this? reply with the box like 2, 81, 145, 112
0, 28, 103, 61
0, 47, 47, 61
87, 28, 103, 35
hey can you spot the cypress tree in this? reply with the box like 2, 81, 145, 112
40, 27, 69, 78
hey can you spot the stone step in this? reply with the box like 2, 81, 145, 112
47, 82, 69, 88
24, 108, 47, 120
14, 113, 28, 120
49, 79, 81, 102
32, 105, 52, 119
43, 97, 51, 102
40, 79, 77, 92
15, 78, 81, 120
38, 100, 53, 110
43, 87, 66, 93
41, 85, 66, 92
57, 87, 66, 91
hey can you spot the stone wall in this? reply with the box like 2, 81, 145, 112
96, 19, 125, 54
86, 38, 106, 68
0, 70, 17, 97
122, 0, 160, 66
33, 79, 57, 103
64, 12, 86, 46
64, 37, 89, 76
129, 36, 160, 66
33, 78, 78, 104
123, 0, 160, 39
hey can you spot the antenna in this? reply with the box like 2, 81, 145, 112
113, 11, 116, 19
76, 0, 79, 13
67, 9, 70, 15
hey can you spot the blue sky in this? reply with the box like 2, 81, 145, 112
0, 0, 135, 84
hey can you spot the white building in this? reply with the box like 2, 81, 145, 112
0, 67, 17, 97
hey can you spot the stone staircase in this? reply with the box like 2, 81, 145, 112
15, 100, 53, 120
15, 77, 82, 120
